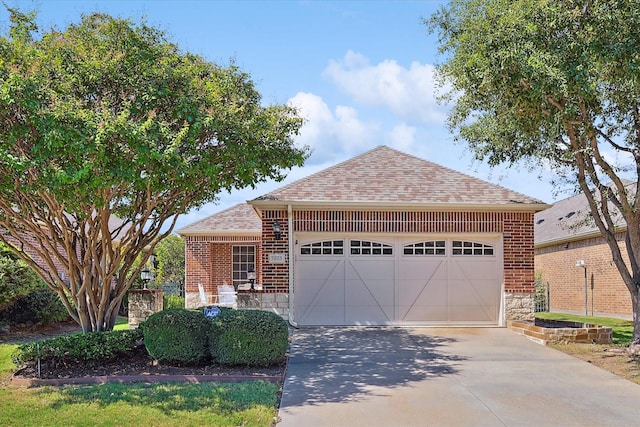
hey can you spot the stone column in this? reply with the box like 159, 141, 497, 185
128, 289, 164, 328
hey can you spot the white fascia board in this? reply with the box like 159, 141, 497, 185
249, 199, 550, 213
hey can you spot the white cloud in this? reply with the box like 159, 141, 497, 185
288, 92, 381, 164
323, 50, 448, 125
388, 123, 417, 152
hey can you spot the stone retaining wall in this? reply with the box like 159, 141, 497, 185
508, 320, 612, 345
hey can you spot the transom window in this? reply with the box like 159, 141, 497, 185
350, 240, 393, 255
300, 240, 344, 255
232, 245, 255, 285
452, 240, 494, 256
403, 241, 446, 255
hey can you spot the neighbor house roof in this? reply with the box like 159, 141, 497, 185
177, 203, 261, 236
251, 146, 548, 211
535, 188, 628, 248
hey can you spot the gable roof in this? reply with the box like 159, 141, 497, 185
177, 203, 261, 236
251, 146, 547, 211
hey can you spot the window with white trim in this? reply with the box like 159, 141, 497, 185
403, 241, 446, 255
350, 240, 393, 255
452, 240, 494, 256
232, 245, 255, 285
300, 240, 344, 255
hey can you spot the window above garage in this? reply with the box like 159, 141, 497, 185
452, 240, 494, 256
350, 240, 393, 255
300, 240, 344, 255
403, 241, 446, 255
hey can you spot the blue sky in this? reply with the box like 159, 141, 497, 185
1, 1, 562, 231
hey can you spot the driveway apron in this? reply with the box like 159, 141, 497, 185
277, 327, 640, 427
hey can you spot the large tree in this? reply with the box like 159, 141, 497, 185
428, 0, 640, 343
0, 9, 307, 332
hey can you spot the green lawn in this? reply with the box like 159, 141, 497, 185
536, 312, 634, 345
0, 319, 281, 427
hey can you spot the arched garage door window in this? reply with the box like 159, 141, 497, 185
452, 240, 494, 256
350, 240, 393, 255
403, 241, 446, 255
300, 240, 344, 255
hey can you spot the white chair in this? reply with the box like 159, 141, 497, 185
216, 285, 238, 309
198, 283, 214, 306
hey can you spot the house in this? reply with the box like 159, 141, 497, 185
534, 190, 632, 318
179, 146, 548, 326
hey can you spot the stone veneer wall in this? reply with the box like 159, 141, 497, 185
237, 292, 289, 318
504, 292, 535, 322
128, 289, 163, 328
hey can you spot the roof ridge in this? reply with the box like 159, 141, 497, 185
253, 145, 389, 201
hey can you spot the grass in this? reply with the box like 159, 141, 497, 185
0, 381, 279, 427
0, 317, 281, 427
536, 312, 634, 345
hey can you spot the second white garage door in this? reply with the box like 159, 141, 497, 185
294, 234, 503, 326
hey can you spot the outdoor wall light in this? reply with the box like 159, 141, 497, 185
140, 267, 152, 290
576, 260, 588, 315
247, 268, 256, 291
273, 220, 282, 240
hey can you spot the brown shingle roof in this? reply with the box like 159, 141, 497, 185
535, 186, 628, 247
177, 203, 260, 236
252, 146, 546, 209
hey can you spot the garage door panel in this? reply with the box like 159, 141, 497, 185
345, 259, 395, 324
298, 305, 345, 326
345, 304, 394, 325
449, 305, 496, 323
402, 305, 449, 322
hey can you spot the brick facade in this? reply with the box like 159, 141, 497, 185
184, 235, 261, 308
535, 232, 632, 318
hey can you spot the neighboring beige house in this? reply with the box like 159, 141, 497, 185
534, 190, 632, 318
179, 146, 548, 326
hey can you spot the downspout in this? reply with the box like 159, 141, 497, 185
287, 204, 298, 327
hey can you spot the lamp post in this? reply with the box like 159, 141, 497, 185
140, 267, 152, 290
576, 260, 587, 316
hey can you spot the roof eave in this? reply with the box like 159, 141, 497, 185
534, 226, 626, 249
249, 199, 550, 212
177, 229, 261, 237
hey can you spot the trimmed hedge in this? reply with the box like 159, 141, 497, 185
12, 328, 143, 367
209, 309, 288, 367
141, 309, 210, 365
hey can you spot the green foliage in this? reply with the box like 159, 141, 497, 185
0, 284, 69, 325
163, 293, 185, 310
154, 235, 185, 290
141, 309, 210, 365
209, 309, 288, 367
11, 328, 143, 367
429, 0, 640, 343
0, 243, 43, 312
0, 8, 308, 333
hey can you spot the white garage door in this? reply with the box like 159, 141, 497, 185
294, 235, 502, 326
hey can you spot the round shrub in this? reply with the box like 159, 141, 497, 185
209, 309, 289, 367
141, 309, 210, 365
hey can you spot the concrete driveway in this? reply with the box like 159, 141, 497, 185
277, 327, 640, 427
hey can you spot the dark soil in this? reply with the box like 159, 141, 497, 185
2, 321, 285, 381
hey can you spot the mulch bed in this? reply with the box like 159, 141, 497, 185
3, 322, 286, 387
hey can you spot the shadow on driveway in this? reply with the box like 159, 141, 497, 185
282, 327, 464, 407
